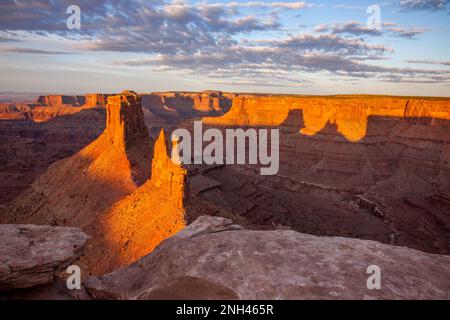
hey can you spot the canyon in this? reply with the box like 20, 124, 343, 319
0, 91, 449, 299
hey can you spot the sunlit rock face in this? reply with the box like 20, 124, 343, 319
90, 129, 187, 274
37, 95, 83, 107
204, 96, 450, 142
194, 95, 450, 255
0, 92, 182, 275
84, 94, 109, 108
140, 91, 232, 125
36, 94, 109, 108
105, 92, 148, 148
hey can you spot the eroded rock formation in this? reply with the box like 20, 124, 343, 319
88, 129, 187, 274
85, 216, 450, 300
141, 91, 232, 125
0, 92, 155, 274
0, 95, 108, 124
0, 91, 191, 276
84, 94, 109, 108
0, 224, 88, 291
105, 92, 148, 149
37, 94, 109, 108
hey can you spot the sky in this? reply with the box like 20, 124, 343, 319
0, 0, 449, 96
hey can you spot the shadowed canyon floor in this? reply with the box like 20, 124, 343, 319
0, 91, 449, 283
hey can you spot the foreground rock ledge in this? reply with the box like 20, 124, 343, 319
85, 216, 450, 300
0, 224, 88, 291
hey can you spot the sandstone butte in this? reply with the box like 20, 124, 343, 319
0, 91, 231, 124
0, 93, 109, 123
37, 94, 108, 108
196, 94, 450, 255
1, 91, 187, 275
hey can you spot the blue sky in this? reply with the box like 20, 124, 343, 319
0, 0, 449, 96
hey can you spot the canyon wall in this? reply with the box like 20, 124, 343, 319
141, 91, 232, 124
190, 95, 450, 254
204, 96, 450, 141
37, 94, 109, 108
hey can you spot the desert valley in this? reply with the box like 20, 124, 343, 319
0, 90, 449, 299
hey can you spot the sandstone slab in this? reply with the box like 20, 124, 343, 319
85, 216, 450, 300
0, 224, 88, 291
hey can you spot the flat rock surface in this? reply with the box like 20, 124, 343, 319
0, 224, 88, 291
85, 216, 450, 300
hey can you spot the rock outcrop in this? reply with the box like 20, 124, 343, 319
105, 92, 148, 148
84, 94, 109, 108
37, 95, 84, 107
0, 108, 105, 204
85, 216, 450, 300
141, 91, 232, 125
37, 94, 109, 108
87, 129, 187, 274
0, 93, 108, 123
0, 224, 88, 291
0, 104, 31, 120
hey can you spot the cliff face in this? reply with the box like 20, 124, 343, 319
37, 95, 83, 107
150, 130, 187, 205
37, 94, 109, 108
141, 91, 232, 125
202, 96, 450, 188
2, 92, 450, 279
204, 96, 450, 141
85, 216, 450, 300
105, 93, 148, 148
192, 95, 450, 255
84, 94, 109, 107
1, 93, 148, 224
0, 94, 109, 123
0, 104, 30, 120
89, 129, 187, 274
187, 92, 232, 114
